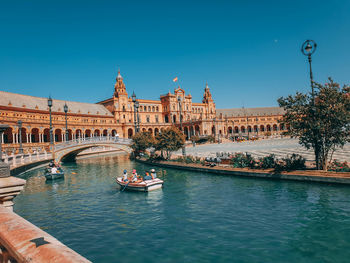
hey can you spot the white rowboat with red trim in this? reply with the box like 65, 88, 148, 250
116, 177, 164, 192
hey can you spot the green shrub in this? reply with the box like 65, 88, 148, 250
274, 154, 306, 171
328, 160, 350, 172
231, 153, 256, 168
258, 154, 277, 169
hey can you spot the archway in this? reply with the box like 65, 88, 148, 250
266, 125, 271, 132
76, 129, 82, 139
195, 125, 200, 135
128, 128, 133, 138
3, 127, 13, 143
148, 128, 153, 134
142, 128, 146, 132
260, 125, 265, 132
55, 129, 62, 142
31, 128, 40, 143
273, 124, 278, 131
154, 128, 159, 136
67, 129, 73, 140
44, 128, 50, 142
20, 127, 27, 143
254, 125, 258, 133
228, 126, 233, 134
173, 115, 176, 123
240, 126, 246, 133
247, 126, 252, 133
103, 129, 108, 136
85, 129, 91, 138
111, 129, 117, 137
94, 129, 100, 137
234, 126, 239, 133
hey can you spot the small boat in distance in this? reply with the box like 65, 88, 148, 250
116, 177, 164, 192
44, 168, 65, 181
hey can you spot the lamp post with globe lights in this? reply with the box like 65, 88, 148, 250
301, 40, 317, 104
48, 97, 53, 145
64, 103, 68, 142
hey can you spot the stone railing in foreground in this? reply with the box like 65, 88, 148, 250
0, 206, 91, 263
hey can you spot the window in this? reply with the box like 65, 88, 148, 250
146, 115, 150, 123
144, 106, 146, 111
155, 115, 159, 123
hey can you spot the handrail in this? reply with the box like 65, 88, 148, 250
54, 136, 132, 151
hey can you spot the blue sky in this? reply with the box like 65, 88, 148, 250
1, 0, 349, 108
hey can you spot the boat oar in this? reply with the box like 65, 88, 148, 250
121, 181, 130, 192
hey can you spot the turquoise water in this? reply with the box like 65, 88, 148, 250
14, 154, 350, 263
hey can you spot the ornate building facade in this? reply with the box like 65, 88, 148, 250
0, 70, 286, 153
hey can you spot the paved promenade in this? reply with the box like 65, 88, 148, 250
181, 138, 350, 163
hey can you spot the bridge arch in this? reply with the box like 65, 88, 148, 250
54, 138, 132, 163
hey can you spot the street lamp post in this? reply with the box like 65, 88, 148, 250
247, 116, 250, 140
48, 97, 53, 145
301, 40, 317, 103
177, 97, 186, 156
64, 103, 68, 142
132, 92, 138, 134
17, 120, 23, 154
135, 101, 140, 133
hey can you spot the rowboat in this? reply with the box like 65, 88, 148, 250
116, 177, 163, 192
44, 168, 65, 181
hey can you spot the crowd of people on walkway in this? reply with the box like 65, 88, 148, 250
122, 169, 157, 183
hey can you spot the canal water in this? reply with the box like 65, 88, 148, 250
14, 154, 350, 263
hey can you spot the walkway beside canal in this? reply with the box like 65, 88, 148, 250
178, 138, 350, 163
137, 158, 350, 185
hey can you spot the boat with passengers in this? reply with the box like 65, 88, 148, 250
116, 169, 163, 192
44, 162, 65, 181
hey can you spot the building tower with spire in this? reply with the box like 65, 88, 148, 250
202, 83, 216, 119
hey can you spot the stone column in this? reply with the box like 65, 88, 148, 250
0, 125, 26, 211
12, 133, 15, 144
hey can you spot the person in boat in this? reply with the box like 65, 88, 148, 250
132, 169, 138, 182
51, 166, 58, 174
150, 169, 157, 179
122, 169, 128, 182
49, 161, 55, 168
144, 172, 152, 181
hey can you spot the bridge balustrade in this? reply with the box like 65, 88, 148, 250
54, 136, 131, 151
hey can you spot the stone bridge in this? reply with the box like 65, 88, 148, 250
53, 136, 132, 163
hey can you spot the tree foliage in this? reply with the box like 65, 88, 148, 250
131, 131, 155, 156
154, 127, 185, 160
278, 78, 350, 170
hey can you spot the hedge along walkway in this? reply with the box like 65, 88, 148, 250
136, 158, 350, 185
